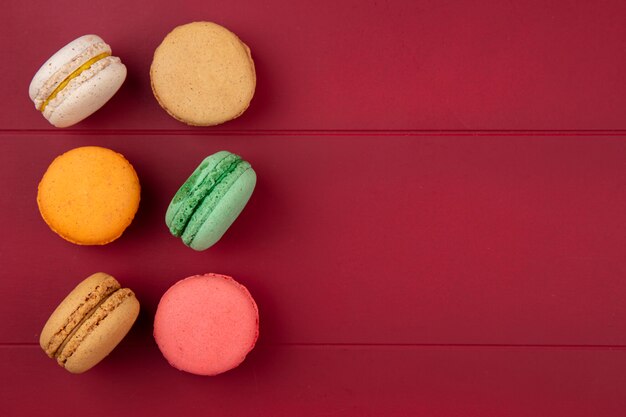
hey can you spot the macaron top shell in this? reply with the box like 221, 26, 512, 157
154, 274, 259, 376
37, 146, 140, 245
150, 22, 256, 126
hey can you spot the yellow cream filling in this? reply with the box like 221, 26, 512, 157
40, 52, 111, 112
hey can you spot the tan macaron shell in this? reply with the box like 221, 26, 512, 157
58, 289, 140, 374
150, 21, 256, 126
39, 272, 120, 357
39, 273, 140, 373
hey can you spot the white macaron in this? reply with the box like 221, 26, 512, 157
29, 35, 127, 127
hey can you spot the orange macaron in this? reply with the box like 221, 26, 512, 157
37, 146, 141, 245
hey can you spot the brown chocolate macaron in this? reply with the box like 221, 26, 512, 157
150, 21, 256, 126
39, 272, 140, 373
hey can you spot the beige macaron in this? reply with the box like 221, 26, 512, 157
39, 273, 140, 374
150, 22, 256, 126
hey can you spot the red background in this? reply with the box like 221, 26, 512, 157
2, 1, 626, 416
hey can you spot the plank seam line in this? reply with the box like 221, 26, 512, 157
2, 342, 626, 349
277, 343, 626, 348
1, 129, 626, 137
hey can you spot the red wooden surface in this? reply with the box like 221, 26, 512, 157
2, 1, 626, 416
5, 0, 626, 131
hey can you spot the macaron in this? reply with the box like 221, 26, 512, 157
37, 146, 141, 245
29, 34, 127, 127
154, 274, 259, 375
150, 22, 256, 126
165, 151, 256, 250
40, 273, 140, 374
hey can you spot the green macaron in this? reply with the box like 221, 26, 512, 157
165, 151, 256, 250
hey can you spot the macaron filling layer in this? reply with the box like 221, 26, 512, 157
167, 153, 244, 238
40, 51, 111, 112
44, 277, 120, 357
181, 161, 252, 246
55, 288, 135, 366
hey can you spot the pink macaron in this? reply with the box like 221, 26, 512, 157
154, 273, 259, 375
